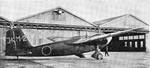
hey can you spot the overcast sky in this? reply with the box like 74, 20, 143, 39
0, 0, 150, 25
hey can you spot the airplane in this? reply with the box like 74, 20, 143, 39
4, 22, 142, 60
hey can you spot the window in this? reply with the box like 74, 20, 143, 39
129, 36, 133, 40
139, 35, 145, 39
140, 41, 144, 48
133, 35, 138, 39
129, 42, 132, 47
125, 42, 127, 47
52, 9, 66, 21
119, 36, 123, 40
124, 36, 128, 40
135, 41, 138, 48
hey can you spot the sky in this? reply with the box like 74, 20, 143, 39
0, 0, 150, 25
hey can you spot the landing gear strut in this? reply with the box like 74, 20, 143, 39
91, 45, 103, 60
17, 56, 19, 60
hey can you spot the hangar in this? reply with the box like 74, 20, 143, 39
15, 7, 149, 52
0, 7, 149, 55
14, 7, 98, 47
0, 7, 98, 55
94, 14, 149, 51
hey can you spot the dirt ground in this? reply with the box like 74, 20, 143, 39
0, 52, 149, 68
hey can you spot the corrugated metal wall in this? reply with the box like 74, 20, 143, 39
22, 29, 97, 46
0, 26, 7, 55
17, 8, 93, 27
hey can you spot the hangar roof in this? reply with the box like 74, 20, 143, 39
93, 14, 149, 32
94, 14, 149, 27
0, 16, 10, 22
0, 16, 11, 26
16, 7, 96, 27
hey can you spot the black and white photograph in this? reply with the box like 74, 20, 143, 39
0, 0, 150, 68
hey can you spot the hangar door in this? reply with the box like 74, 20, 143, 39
106, 33, 146, 52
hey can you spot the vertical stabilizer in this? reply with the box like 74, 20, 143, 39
5, 28, 33, 56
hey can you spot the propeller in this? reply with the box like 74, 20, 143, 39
10, 21, 15, 29
10, 22, 17, 50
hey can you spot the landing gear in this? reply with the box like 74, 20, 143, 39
17, 56, 19, 60
91, 51, 103, 60
91, 45, 103, 60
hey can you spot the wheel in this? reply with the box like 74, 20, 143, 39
97, 54, 103, 60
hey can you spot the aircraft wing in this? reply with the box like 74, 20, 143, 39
47, 36, 72, 42
73, 27, 143, 44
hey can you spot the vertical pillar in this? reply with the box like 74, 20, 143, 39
85, 28, 88, 38
146, 33, 150, 52
0, 27, 3, 56
78, 30, 80, 37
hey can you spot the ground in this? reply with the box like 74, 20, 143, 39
0, 52, 150, 68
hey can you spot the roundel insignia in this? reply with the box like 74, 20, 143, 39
41, 46, 52, 56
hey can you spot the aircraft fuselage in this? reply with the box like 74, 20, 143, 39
30, 42, 95, 56
16, 38, 108, 56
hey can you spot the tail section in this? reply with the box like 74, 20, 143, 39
5, 28, 33, 56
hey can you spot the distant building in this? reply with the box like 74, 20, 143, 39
94, 14, 149, 51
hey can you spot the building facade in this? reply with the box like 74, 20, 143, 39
15, 7, 98, 46
0, 8, 149, 54
94, 14, 149, 51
